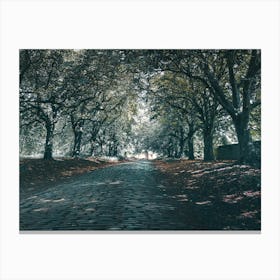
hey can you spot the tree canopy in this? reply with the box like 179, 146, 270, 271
20, 49, 261, 164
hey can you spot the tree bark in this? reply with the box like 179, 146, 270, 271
203, 130, 214, 161
187, 137, 194, 160
178, 140, 185, 158
233, 114, 255, 164
89, 141, 95, 157
43, 122, 54, 160
100, 142, 104, 155
113, 143, 118, 156
70, 116, 85, 158
178, 127, 186, 158
187, 123, 195, 160
72, 130, 83, 157
167, 140, 172, 157
174, 142, 180, 158
108, 143, 113, 156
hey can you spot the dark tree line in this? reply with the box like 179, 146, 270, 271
141, 50, 261, 164
20, 50, 135, 159
20, 49, 261, 164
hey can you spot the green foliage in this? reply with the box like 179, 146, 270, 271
19, 49, 261, 161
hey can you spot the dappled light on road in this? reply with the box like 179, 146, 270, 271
20, 159, 260, 230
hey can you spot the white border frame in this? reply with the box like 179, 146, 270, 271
1, 0, 280, 279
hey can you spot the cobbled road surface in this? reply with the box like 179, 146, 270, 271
20, 160, 201, 231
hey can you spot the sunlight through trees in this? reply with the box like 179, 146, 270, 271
20, 49, 261, 165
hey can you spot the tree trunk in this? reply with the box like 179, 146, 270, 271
108, 143, 112, 156
178, 128, 186, 158
72, 130, 83, 157
167, 143, 172, 157
187, 124, 195, 160
44, 122, 54, 160
179, 140, 185, 158
203, 130, 214, 161
113, 142, 118, 157
203, 122, 215, 161
233, 114, 255, 164
169, 139, 176, 158
89, 141, 95, 157
174, 142, 180, 158
89, 125, 100, 156
99, 142, 104, 156
187, 136, 195, 160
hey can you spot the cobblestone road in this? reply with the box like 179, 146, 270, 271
20, 160, 202, 231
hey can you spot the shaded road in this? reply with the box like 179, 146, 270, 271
20, 160, 221, 230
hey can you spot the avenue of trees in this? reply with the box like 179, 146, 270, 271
20, 49, 261, 164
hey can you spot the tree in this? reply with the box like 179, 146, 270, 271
203, 50, 261, 164
19, 49, 261, 163
156, 49, 261, 164
20, 50, 70, 159
148, 72, 202, 159
190, 84, 219, 160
